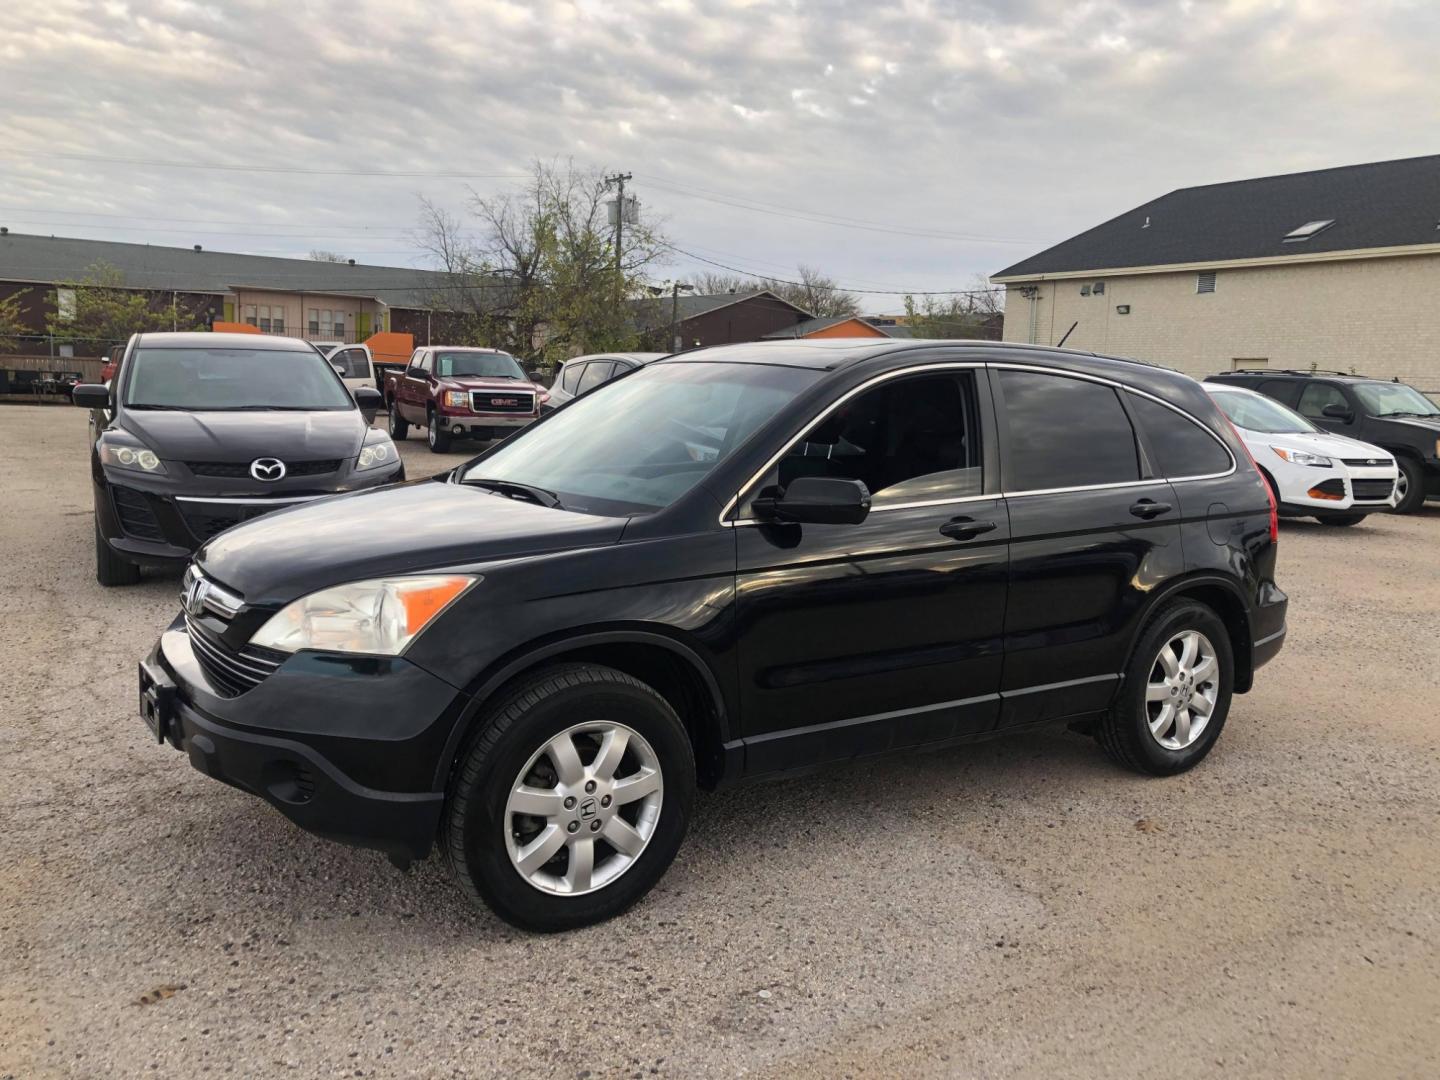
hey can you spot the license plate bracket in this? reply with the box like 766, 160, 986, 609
138, 660, 177, 744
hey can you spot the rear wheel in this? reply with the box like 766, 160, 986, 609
387, 401, 409, 440
427, 410, 452, 453
1394, 457, 1426, 513
1097, 599, 1233, 775
442, 663, 694, 932
95, 523, 141, 587
1315, 513, 1367, 526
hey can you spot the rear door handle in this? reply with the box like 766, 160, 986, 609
939, 517, 998, 541
1129, 499, 1173, 519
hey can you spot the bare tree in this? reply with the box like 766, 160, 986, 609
416, 160, 670, 364
902, 275, 1006, 340
308, 250, 347, 263
681, 264, 860, 318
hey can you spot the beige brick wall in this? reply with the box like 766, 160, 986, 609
1000, 253, 1440, 392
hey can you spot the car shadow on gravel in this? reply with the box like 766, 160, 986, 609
137, 725, 1118, 940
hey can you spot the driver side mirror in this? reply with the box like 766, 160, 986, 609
751, 476, 871, 526
353, 386, 383, 414
72, 384, 110, 409
1321, 403, 1354, 422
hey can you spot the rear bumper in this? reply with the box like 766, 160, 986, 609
1250, 581, 1288, 675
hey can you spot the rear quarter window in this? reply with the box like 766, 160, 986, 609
1126, 393, 1233, 478
996, 370, 1140, 491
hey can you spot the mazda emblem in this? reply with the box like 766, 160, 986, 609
250, 457, 287, 482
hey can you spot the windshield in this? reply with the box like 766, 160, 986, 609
123, 347, 354, 411
436, 351, 525, 379
1209, 389, 1318, 434
1352, 382, 1440, 417
461, 361, 818, 515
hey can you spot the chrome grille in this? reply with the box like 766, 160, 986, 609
470, 390, 534, 414
1341, 457, 1393, 468
184, 613, 284, 697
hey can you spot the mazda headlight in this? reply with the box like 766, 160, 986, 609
444, 390, 469, 409
99, 436, 166, 474
1271, 446, 1332, 468
250, 575, 477, 655
356, 434, 397, 471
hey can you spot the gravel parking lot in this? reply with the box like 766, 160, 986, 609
2, 402, 1438, 1079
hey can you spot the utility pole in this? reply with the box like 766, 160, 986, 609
604, 172, 632, 276
670, 282, 694, 353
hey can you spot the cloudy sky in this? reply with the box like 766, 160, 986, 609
1, 0, 1437, 312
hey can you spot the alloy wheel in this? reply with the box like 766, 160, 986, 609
504, 721, 663, 896
1396, 470, 1409, 503
428, 414, 438, 447
1145, 630, 1219, 750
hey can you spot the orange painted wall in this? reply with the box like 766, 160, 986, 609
211, 321, 262, 335
804, 318, 887, 339
363, 331, 414, 368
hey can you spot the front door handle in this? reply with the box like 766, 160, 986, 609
939, 517, 998, 541
1129, 499, 1173, 520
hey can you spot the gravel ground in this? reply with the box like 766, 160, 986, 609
2, 403, 1438, 1079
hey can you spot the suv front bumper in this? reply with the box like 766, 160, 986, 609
141, 618, 463, 861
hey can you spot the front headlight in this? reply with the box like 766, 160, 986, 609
1271, 446, 1332, 468
444, 390, 469, 409
356, 437, 396, 471
99, 437, 166, 474
250, 575, 478, 655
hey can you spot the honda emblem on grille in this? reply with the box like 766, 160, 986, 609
250, 457, 287, 482
184, 574, 210, 616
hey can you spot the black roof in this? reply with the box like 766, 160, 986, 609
1208, 370, 1384, 384
994, 154, 1440, 279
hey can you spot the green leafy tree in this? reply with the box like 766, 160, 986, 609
46, 262, 207, 350
0, 289, 31, 353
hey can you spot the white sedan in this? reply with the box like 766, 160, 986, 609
1205, 383, 1398, 526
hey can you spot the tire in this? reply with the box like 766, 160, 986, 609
1315, 513, 1367, 526
442, 663, 695, 932
387, 401, 409, 440
95, 522, 141, 587
1096, 599, 1233, 776
1394, 456, 1426, 514
427, 410, 452, 453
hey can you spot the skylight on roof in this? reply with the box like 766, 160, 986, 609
1282, 219, 1335, 242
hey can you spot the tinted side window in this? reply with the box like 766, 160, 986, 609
1296, 382, 1347, 418
1257, 379, 1301, 406
1126, 393, 1232, 478
416, 352, 432, 374
560, 362, 584, 393
577, 361, 615, 394
332, 349, 369, 378
746, 372, 983, 512
998, 370, 1139, 490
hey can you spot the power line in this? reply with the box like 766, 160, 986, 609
0, 149, 527, 179
659, 242, 1002, 297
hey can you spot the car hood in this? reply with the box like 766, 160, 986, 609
122, 408, 367, 463
439, 377, 541, 393
196, 478, 626, 604
1256, 430, 1391, 459
1377, 416, 1440, 435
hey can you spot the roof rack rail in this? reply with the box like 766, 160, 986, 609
1224, 368, 1368, 378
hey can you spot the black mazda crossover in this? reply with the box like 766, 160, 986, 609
138, 339, 1287, 931
75, 332, 403, 585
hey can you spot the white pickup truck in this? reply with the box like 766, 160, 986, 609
314, 342, 377, 394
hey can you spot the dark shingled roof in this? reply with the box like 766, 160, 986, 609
0, 232, 454, 308
993, 154, 1440, 280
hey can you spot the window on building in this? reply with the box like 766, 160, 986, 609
1195, 272, 1217, 295
1126, 393, 1232, 478
998, 370, 1140, 491
56, 288, 77, 323
1232, 358, 1269, 370
271, 306, 285, 333
319, 309, 335, 336
308, 308, 320, 335
1283, 219, 1335, 242
258, 305, 272, 332
243, 304, 258, 327
746, 372, 984, 512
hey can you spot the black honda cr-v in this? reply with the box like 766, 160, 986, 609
138, 340, 1287, 931
74, 332, 403, 585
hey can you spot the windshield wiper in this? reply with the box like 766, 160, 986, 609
127, 403, 188, 411
463, 477, 564, 509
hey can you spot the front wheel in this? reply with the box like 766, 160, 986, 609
1096, 599, 1233, 775
1315, 513, 1367, 526
427, 411, 452, 453
388, 401, 409, 440
1394, 457, 1426, 514
442, 663, 695, 932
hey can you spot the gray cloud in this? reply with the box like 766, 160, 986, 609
1, 0, 1437, 309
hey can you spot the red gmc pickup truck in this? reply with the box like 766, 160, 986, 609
384, 346, 550, 452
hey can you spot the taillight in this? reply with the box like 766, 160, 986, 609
1221, 413, 1278, 542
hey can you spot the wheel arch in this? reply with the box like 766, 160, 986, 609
1128, 574, 1255, 693
435, 629, 735, 793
